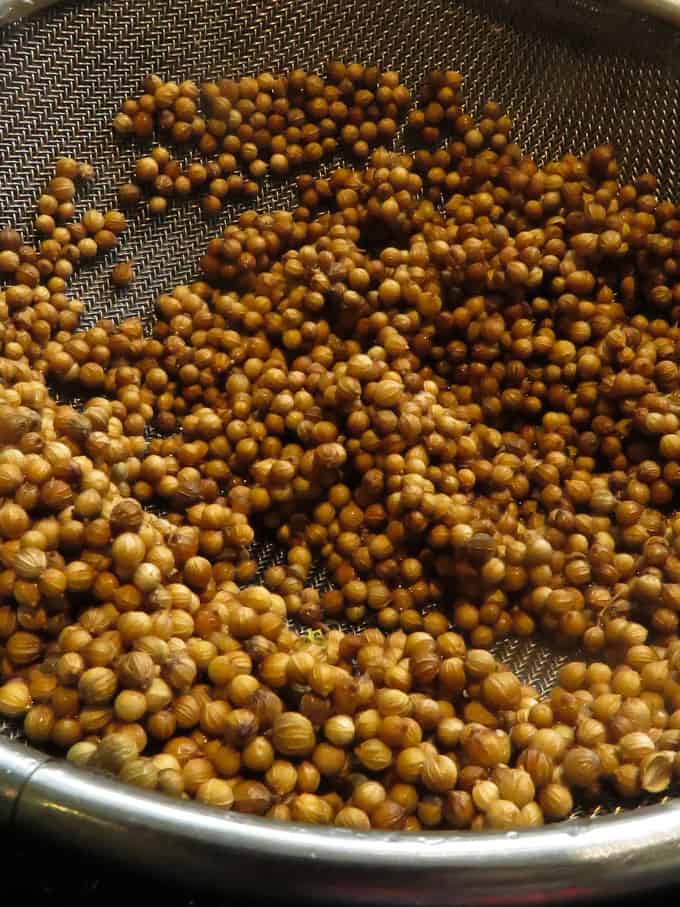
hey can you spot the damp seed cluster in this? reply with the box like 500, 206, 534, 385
1, 64, 680, 831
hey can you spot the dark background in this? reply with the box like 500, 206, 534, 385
6, 830, 233, 907
3, 829, 677, 907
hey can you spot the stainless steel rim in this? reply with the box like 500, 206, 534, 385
1, 736, 679, 904
2, 0, 680, 27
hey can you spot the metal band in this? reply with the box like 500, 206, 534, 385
2, 736, 680, 904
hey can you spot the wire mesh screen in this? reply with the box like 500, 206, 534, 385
0, 0, 680, 810
0, 0, 680, 329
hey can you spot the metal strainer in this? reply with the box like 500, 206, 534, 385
2, 0, 680, 901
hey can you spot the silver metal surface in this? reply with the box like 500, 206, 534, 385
2, 0, 680, 900
0, 740, 47, 825
0, 0, 56, 26
623, 0, 680, 24
2, 735, 680, 904
3, 0, 680, 27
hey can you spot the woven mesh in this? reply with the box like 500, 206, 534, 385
1, 0, 680, 810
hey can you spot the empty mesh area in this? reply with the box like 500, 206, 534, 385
1, 0, 680, 812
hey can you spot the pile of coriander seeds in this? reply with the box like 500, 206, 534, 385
1, 61, 680, 830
